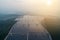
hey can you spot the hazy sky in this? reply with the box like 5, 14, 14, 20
0, 0, 60, 16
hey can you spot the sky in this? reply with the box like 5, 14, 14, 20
0, 0, 60, 16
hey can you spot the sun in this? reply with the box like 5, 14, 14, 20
47, 0, 52, 5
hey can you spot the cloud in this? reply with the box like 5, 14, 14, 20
0, 0, 59, 16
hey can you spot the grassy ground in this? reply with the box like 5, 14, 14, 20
41, 16, 60, 40
0, 14, 18, 40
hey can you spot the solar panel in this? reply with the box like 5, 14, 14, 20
5, 15, 52, 40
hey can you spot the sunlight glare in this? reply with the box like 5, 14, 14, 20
47, 0, 52, 5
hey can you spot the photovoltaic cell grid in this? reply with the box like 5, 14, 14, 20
5, 15, 52, 40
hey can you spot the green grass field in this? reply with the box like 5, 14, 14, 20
0, 14, 18, 40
